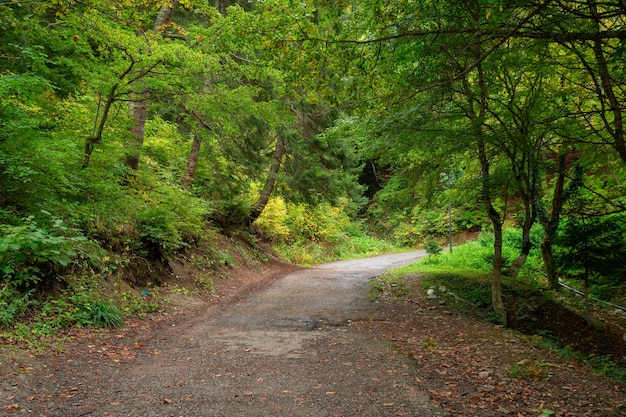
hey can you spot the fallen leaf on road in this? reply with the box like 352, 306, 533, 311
3, 404, 19, 410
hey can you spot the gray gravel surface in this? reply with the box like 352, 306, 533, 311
4, 251, 452, 417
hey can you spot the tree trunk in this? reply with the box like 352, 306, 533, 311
587, 0, 626, 162
155, 0, 179, 32
125, 1, 179, 170
540, 152, 567, 290
541, 236, 558, 289
183, 129, 202, 188
477, 135, 507, 324
246, 135, 286, 226
82, 82, 122, 169
505, 196, 535, 277
491, 219, 506, 323
126, 92, 147, 170
462, 51, 507, 325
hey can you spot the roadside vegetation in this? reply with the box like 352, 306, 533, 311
2, 0, 626, 367
371, 227, 626, 384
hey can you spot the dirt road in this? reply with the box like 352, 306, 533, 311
4, 251, 452, 417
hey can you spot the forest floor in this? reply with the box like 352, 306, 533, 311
1, 253, 625, 416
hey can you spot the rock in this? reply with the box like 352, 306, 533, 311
426, 289, 436, 296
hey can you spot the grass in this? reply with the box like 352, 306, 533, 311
372, 234, 626, 385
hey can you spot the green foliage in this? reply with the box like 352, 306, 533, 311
0, 285, 37, 328
421, 239, 493, 273
423, 239, 442, 256
82, 300, 124, 329
509, 360, 549, 381
260, 199, 400, 265
422, 273, 494, 309
0, 213, 87, 287
528, 335, 626, 384
421, 337, 438, 350
0, 273, 127, 346
554, 213, 626, 287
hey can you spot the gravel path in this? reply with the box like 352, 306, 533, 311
3, 251, 452, 417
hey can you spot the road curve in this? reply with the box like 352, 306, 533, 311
10, 251, 452, 417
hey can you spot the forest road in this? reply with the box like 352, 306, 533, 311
7, 251, 453, 417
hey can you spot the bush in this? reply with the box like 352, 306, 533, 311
424, 239, 442, 255
0, 213, 87, 287
83, 300, 124, 329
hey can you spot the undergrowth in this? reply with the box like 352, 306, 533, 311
374, 233, 626, 385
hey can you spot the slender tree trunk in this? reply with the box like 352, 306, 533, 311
83, 82, 122, 169
183, 129, 202, 188
155, 0, 179, 32
505, 192, 535, 277
541, 235, 557, 287
477, 135, 506, 324
246, 135, 286, 225
125, 1, 179, 170
183, 76, 212, 187
540, 152, 567, 289
126, 92, 147, 170
461, 54, 506, 324
541, 176, 565, 290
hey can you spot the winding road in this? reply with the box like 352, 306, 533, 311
7, 251, 452, 417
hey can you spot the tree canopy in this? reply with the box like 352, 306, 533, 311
1, 0, 626, 325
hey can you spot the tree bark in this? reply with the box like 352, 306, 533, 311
126, 92, 147, 170
504, 177, 536, 277
477, 134, 506, 324
82, 55, 138, 169
125, 1, 179, 170
183, 129, 202, 188
155, 0, 179, 33
246, 135, 286, 226
461, 53, 506, 324
540, 152, 567, 289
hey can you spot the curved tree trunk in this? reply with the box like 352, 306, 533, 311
477, 135, 506, 324
587, 0, 626, 162
246, 135, 286, 226
183, 129, 202, 188
505, 191, 536, 277
540, 153, 567, 289
461, 52, 506, 324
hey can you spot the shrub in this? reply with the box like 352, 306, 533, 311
424, 239, 442, 255
0, 213, 86, 287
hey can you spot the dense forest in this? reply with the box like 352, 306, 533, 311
1, 0, 626, 342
